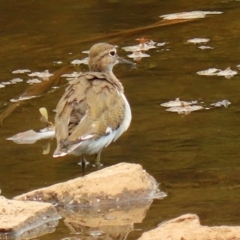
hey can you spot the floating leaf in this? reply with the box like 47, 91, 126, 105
198, 46, 214, 50
156, 42, 167, 47
197, 67, 237, 79
160, 11, 222, 20
28, 70, 53, 80
61, 72, 81, 78
187, 38, 210, 44
161, 98, 231, 114
82, 50, 90, 54
12, 69, 31, 74
216, 67, 237, 78
210, 100, 231, 108
197, 68, 220, 76
42, 141, 51, 155
10, 78, 23, 84
53, 61, 63, 65
122, 38, 158, 53
161, 98, 195, 107
7, 129, 55, 144
26, 78, 42, 85
71, 58, 89, 65
39, 107, 49, 123
166, 105, 204, 114
2, 82, 11, 85
127, 51, 150, 60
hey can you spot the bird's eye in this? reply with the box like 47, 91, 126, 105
109, 51, 116, 56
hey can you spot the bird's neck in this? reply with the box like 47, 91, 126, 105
105, 71, 124, 92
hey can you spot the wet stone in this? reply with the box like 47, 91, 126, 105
138, 214, 240, 240
14, 163, 166, 206
0, 196, 60, 238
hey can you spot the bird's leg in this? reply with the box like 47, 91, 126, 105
81, 155, 86, 173
94, 149, 103, 169
78, 155, 89, 174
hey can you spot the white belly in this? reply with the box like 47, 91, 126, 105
71, 92, 132, 156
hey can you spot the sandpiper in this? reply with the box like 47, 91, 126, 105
53, 43, 135, 166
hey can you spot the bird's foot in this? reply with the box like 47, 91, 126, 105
92, 162, 104, 169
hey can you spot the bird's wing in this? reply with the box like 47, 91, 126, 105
54, 72, 125, 154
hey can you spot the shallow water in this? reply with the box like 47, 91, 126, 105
1, 0, 240, 239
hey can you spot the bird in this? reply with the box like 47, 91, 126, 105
53, 42, 135, 167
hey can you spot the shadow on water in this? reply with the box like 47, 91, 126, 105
1, 0, 240, 239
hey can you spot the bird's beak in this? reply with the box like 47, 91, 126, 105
117, 56, 136, 68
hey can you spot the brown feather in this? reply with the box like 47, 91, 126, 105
54, 72, 125, 151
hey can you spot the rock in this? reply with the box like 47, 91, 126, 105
0, 196, 60, 239
1, 163, 166, 239
138, 214, 240, 240
14, 163, 166, 206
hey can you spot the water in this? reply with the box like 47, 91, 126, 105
1, 0, 240, 239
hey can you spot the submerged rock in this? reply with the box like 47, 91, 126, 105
138, 214, 240, 240
59, 197, 154, 239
